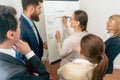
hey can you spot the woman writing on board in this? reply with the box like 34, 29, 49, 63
55, 10, 88, 67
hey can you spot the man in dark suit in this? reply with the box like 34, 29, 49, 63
0, 5, 49, 80
17, 0, 47, 61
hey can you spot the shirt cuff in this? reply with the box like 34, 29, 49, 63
25, 51, 35, 60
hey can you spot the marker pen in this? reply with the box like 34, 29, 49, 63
65, 16, 70, 18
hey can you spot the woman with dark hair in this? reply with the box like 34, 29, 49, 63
55, 10, 88, 67
58, 34, 108, 80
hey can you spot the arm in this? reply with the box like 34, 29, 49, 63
13, 40, 50, 80
28, 55, 50, 80
55, 31, 62, 52
105, 37, 120, 62
63, 16, 74, 36
59, 38, 72, 58
105, 41, 120, 62
9, 55, 49, 80
17, 25, 29, 62
55, 31, 72, 57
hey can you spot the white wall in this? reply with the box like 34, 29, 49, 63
80, 0, 120, 69
0, 0, 22, 17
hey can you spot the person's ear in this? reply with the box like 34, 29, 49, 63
6, 30, 15, 40
29, 5, 35, 14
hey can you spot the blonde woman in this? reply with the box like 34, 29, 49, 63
105, 14, 120, 74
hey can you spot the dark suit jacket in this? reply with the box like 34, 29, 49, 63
19, 15, 43, 59
0, 52, 49, 80
105, 36, 120, 74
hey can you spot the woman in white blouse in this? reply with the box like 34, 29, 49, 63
58, 34, 108, 80
55, 10, 88, 67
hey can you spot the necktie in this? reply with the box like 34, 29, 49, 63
32, 21, 43, 58
32, 24, 39, 43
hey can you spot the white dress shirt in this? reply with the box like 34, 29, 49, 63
0, 48, 16, 57
0, 48, 35, 60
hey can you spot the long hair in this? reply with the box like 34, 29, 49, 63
80, 34, 108, 80
74, 10, 88, 31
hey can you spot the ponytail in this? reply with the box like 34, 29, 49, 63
92, 53, 108, 80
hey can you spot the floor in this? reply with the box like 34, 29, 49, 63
43, 61, 60, 80
43, 61, 120, 80
104, 69, 120, 80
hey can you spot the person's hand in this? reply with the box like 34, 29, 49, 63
50, 75, 53, 80
55, 31, 61, 43
43, 42, 48, 49
13, 40, 31, 55
63, 16, 68, 29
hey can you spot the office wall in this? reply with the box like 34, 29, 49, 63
80, 0, 120, 69
0, 0, 22, 17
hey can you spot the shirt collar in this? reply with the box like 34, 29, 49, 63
73, 58, 92, 65
0, 48, 16, 58
22, 14, 33, 26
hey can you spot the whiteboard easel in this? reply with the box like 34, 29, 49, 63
43, 0, 80, 64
